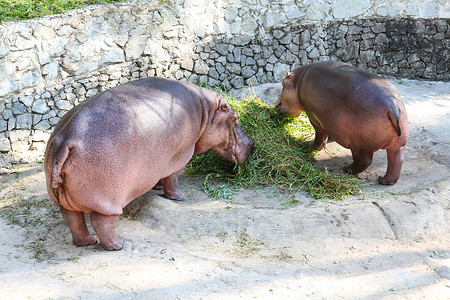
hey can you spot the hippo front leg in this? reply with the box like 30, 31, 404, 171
310, 123, 329, 151
152, 180, 163, 190
378, 146, 404, 185
162, 169, 185, 201
90, 212, 123, 251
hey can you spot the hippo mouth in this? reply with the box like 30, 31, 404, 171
212, 123, 254, 165
230, 123, 254, 164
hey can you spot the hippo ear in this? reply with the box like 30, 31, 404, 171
286, 71, 293, 79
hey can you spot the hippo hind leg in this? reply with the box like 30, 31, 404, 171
343, 148, 374, 175
90, 212, 124, 251
378, 146, 404, 185
60, 207, 97, 247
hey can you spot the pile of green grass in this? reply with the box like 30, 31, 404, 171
0, 0, 127, 23
185, 93, 361, 200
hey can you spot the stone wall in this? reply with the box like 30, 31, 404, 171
0, 0, 449, 154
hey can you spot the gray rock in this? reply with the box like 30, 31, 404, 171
0, 61, 15, 82
8, 118, 15, 131
0, 77, 15, 97
215, 43, 229, 56
32, 99, 50, 114
229, 76, 244, 89
242, 66, 256, 78
0, 119, 7, 132
208, 68, 219, 80
32, 130, 51, 142
181, 59, 194, 71
241, 16, 258, 33
272, 63, 290, 81
0, 133, 11, 152
13, 102, 27, 115
221, 78, 231, 91
2, 109, 13, 120
125, 27, 147, 60
229, 35, 251, 46
307, 47, 320, 58
280, 51, 295, 64
102, 47, 125, 63
42, 63, 59, 81
86, 88, 98, 98
246, 57, 256, 66
193, 60, 209, 75
274, 45, 285, 58
0, 41, 8, 58
273, 29, 284, 39
226, 53, 234, 63
21, 69, 41, 88
16, 114, 32, 129
232, 48, 242, 63
215, 63, 225, 74
20, 96, 34, 107
49, 116, 61, 125
280, 33, 293, 45
0, 153, 11, 168
207, 77, 220, 87
267, 55, 278, 64
34, 120, 51, 130
228, 63, 241, 75
33, 114, 42, 125
42, 110, 56, 120
14, 36, 35, 50
55, 100, 74, 110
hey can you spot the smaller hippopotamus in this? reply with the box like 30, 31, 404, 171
45, 77, 254, 250
275, 61, 409, 184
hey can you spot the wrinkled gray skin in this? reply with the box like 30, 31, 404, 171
45, 77, 254, 250
275, 61, 409, 185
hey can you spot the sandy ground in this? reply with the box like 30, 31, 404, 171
0, 78, 449, 299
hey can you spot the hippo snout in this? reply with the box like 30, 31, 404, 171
274, 97, 287, 115
235, 124, 254, 164
275, 97, 282, 109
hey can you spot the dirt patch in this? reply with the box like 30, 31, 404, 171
0, 79, 449, 299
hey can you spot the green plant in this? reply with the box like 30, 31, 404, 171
0, 0, 128, 23
202, 173, 234, 200
185, 93, 360, 200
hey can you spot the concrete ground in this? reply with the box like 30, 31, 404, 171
0, 78, 449, 299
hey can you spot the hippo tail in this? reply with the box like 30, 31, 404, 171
50, 140, 72, 190
387, 107, 402, 137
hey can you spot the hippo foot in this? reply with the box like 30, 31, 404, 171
73, 234, 98, 247
342, 165, 357, 175
152, 180, 163, 190
164, 191, 185, 201
153, 184, 163, 190
308, 142, 324, 151
100, 237, 124, 251
378, 176, 397, 185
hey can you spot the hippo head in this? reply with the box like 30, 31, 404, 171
195, 95, 254, 164
275, 71, 304, 116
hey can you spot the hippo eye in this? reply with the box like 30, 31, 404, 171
220, 104, 228, 112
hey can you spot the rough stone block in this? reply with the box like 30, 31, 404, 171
16, 114, 32, 129
32, 100, 50, 114
0, 133, 11, 152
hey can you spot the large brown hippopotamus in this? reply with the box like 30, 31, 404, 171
275, 61, 409, 185
44, 77, 254, 250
